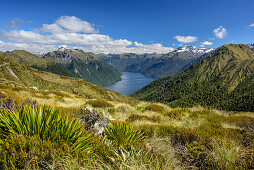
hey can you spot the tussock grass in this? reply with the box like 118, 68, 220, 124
86, 99, 113, 108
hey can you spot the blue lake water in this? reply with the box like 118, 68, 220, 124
103, 72, 157, 96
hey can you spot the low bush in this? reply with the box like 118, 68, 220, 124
127, 114, 161, 123
145, 104, 165, 113
86, 99, 113, 108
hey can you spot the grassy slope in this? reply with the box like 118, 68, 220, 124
0, 54, 136, 105
131, 44, 254, 111
3, 50, 81, 78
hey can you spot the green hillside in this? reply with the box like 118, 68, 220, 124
43, 49, 121, 86
0, 54, 136, 104
3, 50, 81, 78
131, 44, 254, 111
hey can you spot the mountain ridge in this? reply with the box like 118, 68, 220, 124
100, 46, 213, 78
131, 44, 254, 111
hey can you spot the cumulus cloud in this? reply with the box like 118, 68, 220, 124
213, 26, 227, 39
40, 16, 98, 34
174, 35, 198, 43
0, 16, 176, 54
249, 23, 254, 27
200, 41, 213, 47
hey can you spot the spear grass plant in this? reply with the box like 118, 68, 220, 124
0, 106, 93, 153
105, 122, 146, 148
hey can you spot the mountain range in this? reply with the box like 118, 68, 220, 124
0, 53, 135, 104
100, 46, 213, 78
131, 44, 254, 111
3, 49, 121, 86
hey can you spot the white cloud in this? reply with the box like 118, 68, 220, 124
56, 16, 97, 33
249, 23, 254, 27
40, 23, 65, 34
201, 41, 213, 46
213, 26, 227, 39
0, 16, 175, 54
174, 35, 198, 43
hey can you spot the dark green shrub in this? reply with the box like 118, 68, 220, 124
127, 114, 161, 123
86, 99, 113, 108
187, 142, 206, 157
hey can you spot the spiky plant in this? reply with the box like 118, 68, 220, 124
105, 122, 146, 148
0, 106, 93, 153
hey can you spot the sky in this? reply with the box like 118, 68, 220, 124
0, 0, 253, 54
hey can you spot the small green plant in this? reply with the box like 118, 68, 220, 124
86, 99, 113, 108
105, 122, 146, 148
0, 106, 93, 153
136, 106, 146, 112
187, 142, 206, 158
209, 139, 244, 169
106, 107, 117, 115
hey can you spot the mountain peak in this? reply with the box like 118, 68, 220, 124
173, 45, 213, 54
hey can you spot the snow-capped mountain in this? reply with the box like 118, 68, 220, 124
173, 45, 214, 54
247, 43, 254, 47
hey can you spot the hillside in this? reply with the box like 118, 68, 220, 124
0, 54, 136, 105
43, 48, 121, 86
101, 46, 213, 78
131, 44, 254, 111
4, 50, 83, 79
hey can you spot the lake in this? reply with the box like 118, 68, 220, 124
103, 72, 157, 96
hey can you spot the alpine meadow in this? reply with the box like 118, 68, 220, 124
0, 0, 253, 169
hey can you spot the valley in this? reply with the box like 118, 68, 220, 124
0, 43, 253, 169
100, 46, 213, 78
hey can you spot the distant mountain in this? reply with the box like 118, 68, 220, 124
43, 48, 121, 86
3, 49, 122, 86
131, 44, 254, 111
4, 50, 81, 79
0, 53, 136, 104
100, 46, 213, 78
247, 43, 254, 47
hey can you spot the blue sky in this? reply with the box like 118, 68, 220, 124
0, 0, 253, 53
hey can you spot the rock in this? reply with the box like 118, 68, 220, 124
32, 86, 38, 91
78, 107, 110, 136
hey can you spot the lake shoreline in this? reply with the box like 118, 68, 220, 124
103, 72, 157, 96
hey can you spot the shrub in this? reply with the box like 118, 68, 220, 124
166, 108, 189, 120
127, 114, 161, 123
145, 104, 165, 113
86, 99, 113, 108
